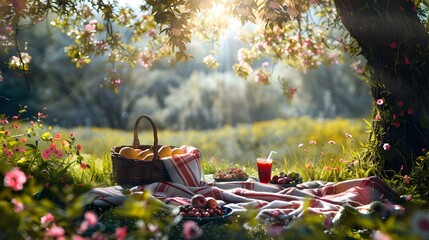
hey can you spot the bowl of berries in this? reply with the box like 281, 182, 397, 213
213, 167, 249, 182
178, 194, 233, 225
269, 171, 303, 188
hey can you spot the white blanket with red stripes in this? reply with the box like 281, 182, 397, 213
87, 146, 401, 224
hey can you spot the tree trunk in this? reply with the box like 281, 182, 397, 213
333, 0, 429, 176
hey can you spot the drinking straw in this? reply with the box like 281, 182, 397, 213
267, 151, 277, 162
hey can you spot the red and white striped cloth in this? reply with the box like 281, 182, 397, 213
86, 151, 401, 224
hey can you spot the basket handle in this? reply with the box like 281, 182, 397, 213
132, 115, 159, 160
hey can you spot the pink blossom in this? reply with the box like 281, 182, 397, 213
375, 115, 382, 121
182, 221, 203, 240
405, 57, 410, 65
408, 108, 414, 115
4, 167, 27, 191
38, 112, 46, 118
12, 115, 18, 120
345, 133, 352, 139
11, 198, 24, 213
262, 61, 269, 68
390, 42, 397, 49
84, 211, 98, 226
392, 114, 397, 120
309, 140, 317, 145
116, 227, 127, 240
404, 175, 410, 185
394, 121, 401, 128
42, 148, 52, 160
383, 143, 391, 151
373, 230, 392, 240
41, 213, 55, 224
70, 132, 75, 137
298, 143, 304, 148
328, 140, 336, 145
397, 100, 404, 107
45, 224, 65, 238
77, 144, 82, 151
81, 162, 87, 170
55, 133, 62, 140
376, 99, 384, 105
325, 166, 332, 171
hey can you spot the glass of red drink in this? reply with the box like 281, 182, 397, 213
256, 158, 272, 184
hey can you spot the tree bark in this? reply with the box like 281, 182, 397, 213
333, 0, 429, 176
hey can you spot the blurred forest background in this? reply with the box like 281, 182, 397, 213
0, 19, 371, 131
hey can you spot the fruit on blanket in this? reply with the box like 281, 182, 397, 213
172, 147, 185, 156
158, 145, 172, 159
136, 149, 152, 160
179, 204, 227, 218
191, 194, 207, 208
119, 147, 138, 159
142, 153, 154, 161
213, 167, 249, 180
205, 197, 218, 209
270, 172, 303, 184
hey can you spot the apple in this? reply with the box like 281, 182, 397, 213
191, 194, 207, 208
205, 197, 218, 209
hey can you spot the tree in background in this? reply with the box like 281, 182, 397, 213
1, 0, 428, 177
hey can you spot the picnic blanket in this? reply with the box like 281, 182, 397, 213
86, 149, 403, 225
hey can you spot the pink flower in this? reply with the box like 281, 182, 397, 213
84, 211, 98, 226
70, 132, 75, 137
394, 121, 401, 128
345, 133, 353, 139
4, 167, 27, 191
397, 100, 404, 107
11, 198, 24, 213
309, 140, 317, 145
262, 61, 269, 68
81, 162, 87, 170
376, 99, 384, 105
373, 230, 392, 240
12, 115, 18, 120
392, 114, 397, 120
38, 112, 46, 118
325, 166, 332, 171
383, 143, 391, 151
404, 175, 410, 185
42, 148, 52, 159
328, 140, 336, 145
55, 133, 62, 140
45, 224, 65, 238
390, 42, 397, 49
77, 144, 82, 151
182, 221, 203, 240
405, 57, 410, 65
298, 143, 304, 148
116, 227, 127, 240
375, 115, 382, 121
41, 213, 55, 224
408, 108, 414, 115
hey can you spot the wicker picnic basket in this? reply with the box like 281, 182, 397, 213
111, 115, 172, 186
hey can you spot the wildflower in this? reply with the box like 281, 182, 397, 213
405, 57, 410, 65
4, 167, 27, 191
390, 42, 397, 49
77, 144, 82, 151
408, 108, 414, 115
13, 124, 18, 129
345, 133, 352, 139
38, 112, 46, 118
328, 140, 336, 145
397, 100, 404, 107
376, 99, 384, 105
41, 213, 55, 225
262, 61, 269, 68
305, 163, 312, 170
309, 140, 317, 145
11, 198, 24, 213
84, 211, 98, 225
383, 143, 391, 151
12, 115, 18, 120
325, 166, 332, 171
411, 210, 429, 239
116, 227, 127, 240
375, 115, 382, 121
404, 175, 410, 185
81, 162, 87, 170
372, 230, 392, 240
45, 224, 65, 238
394, 121, 401, 128
392, 114, 397, 120
55, 133, 61, 140
182, 220, 203, 240
70, 132, 75, 137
